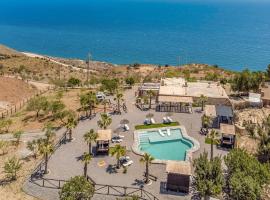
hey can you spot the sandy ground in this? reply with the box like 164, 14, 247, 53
0, 143, 39, 200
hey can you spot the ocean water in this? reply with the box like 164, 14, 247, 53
0, 0, 270, 71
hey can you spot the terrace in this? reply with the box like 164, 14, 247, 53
23, 87, 229, 200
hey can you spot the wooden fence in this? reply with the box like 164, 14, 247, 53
0, 87, 53, 119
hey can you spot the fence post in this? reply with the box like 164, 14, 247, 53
107, 186, 110, 195
58, 180, 61, 189
124, 187, 127, 196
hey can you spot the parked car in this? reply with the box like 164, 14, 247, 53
96, 92, 106, 101
120, 156, 134, 167
111, 135, 123, 143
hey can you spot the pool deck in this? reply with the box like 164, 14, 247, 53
23, 87, 229, 200
133, 125, 200, 164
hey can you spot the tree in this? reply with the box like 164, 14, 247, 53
80, 91, 97, 118
198, 95, 208, 111
13, 130, 23, 146
81, 152, 92, 177
0, 140, 9, 155
208, 129, 220, 160
224, 149, 270, 200
65, 113, 78, 141
43, 123, 56, 143
193, 152, 224, 199
109, 144, 126, 169
231, 69, 265, 93
59, 176, 94, 200
83, 129, 97, 155
114, 90, 124, 113
202, 115, 211, 130
67, 77, 81, 87
140, 153, 154, 184
26, 96, 49, 118
97, 113, 112, 129
146, 90, 156, 109
38, 139, 54, 174
4, 156, 22, 180
27, 140, 39, 159
0, 119, 13, 133
100, 78, 119, 94
49, 100, 66, 120
125, 77, 135, 86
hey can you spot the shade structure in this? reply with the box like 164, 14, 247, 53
158, 95, 193, 104
96, 129, 112, 141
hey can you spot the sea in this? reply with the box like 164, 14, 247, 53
0, 0, 270, 71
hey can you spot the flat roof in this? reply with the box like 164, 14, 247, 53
166, 161, 192, 175
158, 78, 228, 99
97, 129, 112, 141
220, 123, 235, 136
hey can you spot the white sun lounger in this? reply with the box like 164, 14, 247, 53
167, 129, 171, 136
167, 117, 173, 123
124, 124, 130, 131
163, 117, 169, 124
158, 129, 165, 137
150, 118, 156, 124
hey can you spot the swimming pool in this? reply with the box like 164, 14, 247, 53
138, 128, 194, 161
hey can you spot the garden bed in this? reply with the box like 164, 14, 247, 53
135, 122, 180, 130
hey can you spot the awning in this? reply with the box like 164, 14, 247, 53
166, 161, 192, 175
220, 123, 235, 136
96, 129, 112, 141
158, 95, 193, 103
205, 105, 217, 118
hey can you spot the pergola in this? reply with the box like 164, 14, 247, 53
220, 123, 235, 147
96, 129, 112, 155
156, 95, 193, 113
166, 161, 192, 193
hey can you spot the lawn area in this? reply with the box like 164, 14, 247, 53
135, 122, 180, 130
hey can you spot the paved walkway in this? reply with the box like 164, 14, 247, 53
23, 87, 228, 200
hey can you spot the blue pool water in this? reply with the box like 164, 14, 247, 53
139, 128, 193, 161
0, 0, 270, 71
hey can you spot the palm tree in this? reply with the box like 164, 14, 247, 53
66, 114, 78, 141
81, 152, 92, 177
198, 94, 208, 111
140, 153, 154, 184
83, 129, 97, 155
101, 99, 110, 113
97, 113, 112, 129
80, 91, 97, 118
208, 129, 220, 161
114, 90, 124, 114
202, 115, 212, 130
109, 144, 126, 169
146, 90, 156, 109
38, 140, 54, 174
43, 123, 56, 143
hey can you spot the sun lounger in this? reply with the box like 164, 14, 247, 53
167, 129, 171, 136
144, 119, 151, 125
158, 129, 165, 137
167, 117, 173, 123
150, 118, 156, 124
163, 117, 169, 124
124, 124, 130, 131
